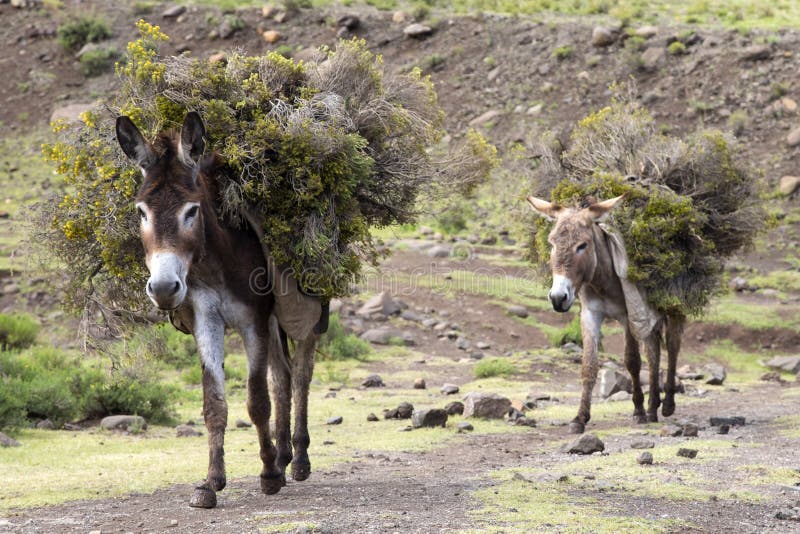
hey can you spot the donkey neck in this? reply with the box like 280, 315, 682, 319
586, 223, 622, 296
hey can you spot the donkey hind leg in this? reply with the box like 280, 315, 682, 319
624, 326, 647, 424
290, 333, 318, 481
662, 315, 685, 417
267, 317, 292, 479
243, 322, 284, 496
643, 326, 663, 423
571, 307, 603, 434
190, 317, 228, 509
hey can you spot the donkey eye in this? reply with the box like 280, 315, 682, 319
185, 205, 199, 222
576, 242, 588, 253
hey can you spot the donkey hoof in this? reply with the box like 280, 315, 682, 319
291, 462, 311, 482
260, 474, 284, 495
647, 413, 659, 423
189, 487, 217, 509
662, 403, 675, 417
633, 414, 648, 425
568, 421, 585, 434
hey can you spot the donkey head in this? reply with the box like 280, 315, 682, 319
527, 195, 624, 312
116, 112, 208, 311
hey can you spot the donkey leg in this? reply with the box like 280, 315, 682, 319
267, 319, 292, 478
623, 326, 647, 424
190, 317, 228, 509
571, 307, 603, 434
290, 334, 318, 481
242, 324, 284, 496
643, 329, 662, 423
662, 315, 685, 417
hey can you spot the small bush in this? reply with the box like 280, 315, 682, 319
771, 82, 789, 100
319, 314, 371, 361
667, 41, 687, 56
474, 358, 517, 379
0, 314, 39, 351
548, 315, 582, 347
57, 15, 112, 51
553, 45, 574, 61
274, 44, 295, 58
728, 110, 749, 137
80, 47, 119, 77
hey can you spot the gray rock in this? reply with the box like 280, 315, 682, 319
740, 44, 771, 61
469, 350, 485, 360
176, 424, 202, 437
360, 328, 397, 345
677, 448, 698, 459
403, 23, 433, 38
357, 291, 402, 317
595, 368, 632, 398
469, 109, 503, 127
507, 305, 529, 318
411, 408, 448, 428
717, 424, 730, 434
441, 383, 460, 395
637, 451, 654, 465
566, 433, 605, 455
162, 5, 186, 18
631, 440, 655, 449
413, 378, 426, 389
779, 176, 800, 196
367, 413, 379, 422
703, 363, 727, 385
397, 402, 414, 419
562, 342, 581, 354
0, 431, 21, 447
455, 337, 471, 351
641, 46, 665, 71
456, 421, 474, 432
709, 416, 745, 426
635, 25, 659, 38
401, 310, 422, 322
361, 374, 385, 388
476, 341, 491, 350
235, 419, 252, 429
729, 276, 750, 292
36, 419, 55, 430
422, 318, 439, 328
605, 391, 632, 402
766, 356, 800, 374
427, 245, 451, 258
591, 26, 617, 47
444, 401, 464, 415
101, 415, 147, 431
463, 392, 511, 419
660, 424, 683, 437
326, 416, 343, 425
682, 423, 699, 437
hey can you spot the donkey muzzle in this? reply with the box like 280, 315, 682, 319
549, 274, 574, 313
145, 252, 188, 310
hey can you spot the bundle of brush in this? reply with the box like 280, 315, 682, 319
528, 88, 765, 317
39, 21, 496, 319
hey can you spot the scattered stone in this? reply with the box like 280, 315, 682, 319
162, 5, 186, 18
510, 416, 537, 427
427, 244, 451, 258
441, 383, 459, 395
413, 378, 426, 390
411, 408, 448, 428
595, 368, 632, 398
635, 25, 659, 38
337, 15, 360, 31
717, 424, 730, 435
326, 416, 343, 425
766, 356, 800, 374
775, 509, 800, 521
469, 351, 485, 360
469, 109, 503, 127
703, 363, 727, 385
782, 98, 798, 113
396, 402, 414, 419
506, 305, 529, 318
367, 413, 379, 422
566, 433, 605, 455
401, 310, 422, 322
463, 392, 512, 419
729, 276, 750, 292
456, 421, 474, 432
682, 423, 699, 437
63, 423, 83, 431
760, 371, 785, 383
208, 52, 226, 64
176, 424, 202, 437
740, 44, 771, 61
476, 341, 491, 350
661, 424, 683, 437
637, 451, 654, 465
403, 23, 433, 38
641, 46, 665, 71
361, 374, 385, 388
360, 328, 397, 345
262, 5, 277, 18
357, 291, 402, 317
455, 337, 471, 351
561, 342, 581, 354
709, 416, 745, 427
101, 415, 147, 432
787, 128, 800, 147
605, 391, 632, 402
591, 26, 617, 47
677, 364, 704, 380
631, 440, 655, 449
324, 391, 337, 399
36, 419, 55, 430
235, 419, 252, 429
444, 401, 465, 415
677, 448, 698, 459
262, 30, 282, 43
0, 431, 21, 447
218, 18, 238, 39
392, 10, 407, 24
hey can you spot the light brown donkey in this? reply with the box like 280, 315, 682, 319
116, 112, 323, 508
527, 195, 684, 434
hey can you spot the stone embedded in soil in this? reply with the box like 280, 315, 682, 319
703, 363, 727, 385
235, 419, 252, 429
779, 176, 800, 196
456, 421, 474, 432
413, 378, 426, 389
709, 416, 745, 427
476, 341, 491, 350
357, 291, 402, 317
510, 416, 537, 427
101, 415, 147, 432
36, 419, 55, 430
565, 434, 605, 455
397, 402, 414, 419
637, 451, 654, 465
427, 244, 451, 258
775, 509, 800, 521
740, 44, 772, 61
641, 47, 665, 71
595, 368, 632, 398
176, 424, 202, 437
677, 448, 698, 459
444, 401, 465, 415
361, 374, 385, 388
506, 304, 529, 318
0, 431, 21, 447
262, 30, 283, 43
717, 424, 730, 434
367, 413, 379, 422
441, 383, 460, 395
766, 356, 800, 374
162, 5, 186, 18
455, 337, 471, 351
361, 328, 401, 346
403, 23, 433, 38
411, 408, 448, 428
631, 440, 655, 449
660, 424, 683, 437
469, 109, 503, 127
604, 391, 632, 402
326, 416, 343, 425
591, 26, 617, 47
682, 423, 699, 437
463, 392, 511, 419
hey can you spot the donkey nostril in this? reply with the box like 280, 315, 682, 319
146, 281, 153, 295
171, 281, 181, 295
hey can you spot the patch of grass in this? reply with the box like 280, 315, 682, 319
727, 109, 749, 136
79, 47, 119, 77
57, 15, 111, 51
474, 358, 517, 378
547, 314, 582, 347
319, 313, 372, 361
667, 40, 687, 55
770, 81, 790, 100
552, 45, 574, 60
0, 313, 39, 351
702, 297, 799, 331
749, 270, 800, 292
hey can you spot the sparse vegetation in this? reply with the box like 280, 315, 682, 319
548, 314, 582, 347
667, 40, 687, 55
79, 47, 119, 77
319, 314, 371, 361
0, 313, 39, 351
474, 358, 517, 378
552, 45, 574, 60
57, 15, 112, 51
728, 109, 749, 136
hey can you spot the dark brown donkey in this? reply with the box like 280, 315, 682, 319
116, 112, 323, 508
527, 195, 684, 434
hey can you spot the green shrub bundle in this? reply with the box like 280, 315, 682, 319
39, 21, 496, 318
529, 93, 765, 317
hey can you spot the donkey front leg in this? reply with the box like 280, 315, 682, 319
623, 326, 647, 424
189, 314, 228, 509
643, 328, 663, 423
662, 315, 685, 417
290, 334, 318, 481
571, 306, 603, 434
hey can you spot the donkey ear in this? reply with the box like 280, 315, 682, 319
116, 116, 155, 170
178, 111, 206, 167
584, 194, 626, 222
526, 196, 561, 221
